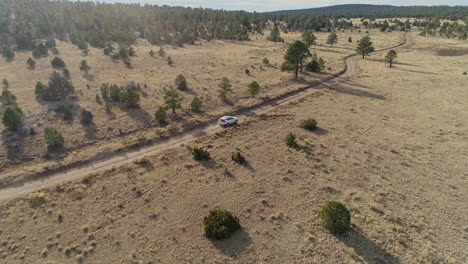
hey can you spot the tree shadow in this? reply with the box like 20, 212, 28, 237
391, 67, 435, 75
339, 226, 401, 264
1, 130, 26, 159
211, 228, 251, 257
81, 122, 97, 140
312, 127, 328, 136
334, 85, 386, 100
121, 107, 153, 125
83, 73, 95, 82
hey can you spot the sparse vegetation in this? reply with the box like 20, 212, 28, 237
302, 31, 317, 46
164, 88, 182, 114
1, 90, 17, 105
320, 201, 351, 235
154, 107, 167, 124
203, 209, 240, 240
51, 57, 66, 68
285, 133, 299, 148
28, 192, 46, 208
175, 74, 188, 91
27, 57, 36, 68
231, 152, 245, 164
385, 50, 398, 67
80, 60, 91, 74
300, 118, 318, 131
80, 109, 94, 125
326, 32, 338, 47
36, 72, 75, 101
190, 97, 203, 112
247, 81, 260, 97
218, 77, 232, 102
2, 106, 24, 131
191, 147, 210, 161
45, 127, 64, 150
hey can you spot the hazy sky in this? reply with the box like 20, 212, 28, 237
96, 0, 468, 12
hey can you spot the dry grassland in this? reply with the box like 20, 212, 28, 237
0, 33, 466, 263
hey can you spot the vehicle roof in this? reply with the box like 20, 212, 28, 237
220, 116, 236, 119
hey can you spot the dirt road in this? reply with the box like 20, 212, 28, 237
0, 33, 411, 201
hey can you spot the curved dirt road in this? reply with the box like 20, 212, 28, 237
0, 33, 411, 201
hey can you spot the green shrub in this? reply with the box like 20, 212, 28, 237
51, 57, 66, 68
158, 47, 166, 57
39, 72, 74, 101
101, 83, 109, 99
175, 74, 188, 91
231, 152, 245, 164
300, 118, 318, 131
120, 88, 140, 108
149, 50, 155, 57
154, 107, 167, 124
128, 47, 136, 56
192, 147, 210, 161
262, 58, 269, 65
248, 81, 260, 97
27, 57, 36, 68
2, 106, 23, 131
285, 133, 298, 148
190, 97, 203, 112
28, 192, 46, 208
245, 69, 250, 75
109, 84, 121, 101
35, 82, 46, 96
45, 127, 64, 150
124, 60, 132, 68
203, 209, 240, 240
105, 102, 112, 114
63, 107, 73, 120
464, 72, 467, 75
2, 46, 15, 60
167, 56, 173, 66
1, 90, 17, 105
80, 109, 93, 125
320, 201, 351, 235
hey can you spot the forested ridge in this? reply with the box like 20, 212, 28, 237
0, 1, 466, 55
267, 4, 468, 20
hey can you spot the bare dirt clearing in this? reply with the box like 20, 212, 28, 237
0, 30, 404, 186
0, 33, 466, 263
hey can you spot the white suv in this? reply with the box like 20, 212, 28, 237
218, 116, 238, 127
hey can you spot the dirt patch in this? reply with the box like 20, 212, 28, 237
435, 49, 468, 56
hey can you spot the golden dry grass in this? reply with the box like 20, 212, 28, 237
0, 32, 466, 263
0, 30, 404, 184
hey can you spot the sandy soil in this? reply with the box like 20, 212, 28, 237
0, 33, 466, 263
0, 30, 405, 185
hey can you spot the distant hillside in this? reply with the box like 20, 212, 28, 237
266, 4, 468, 20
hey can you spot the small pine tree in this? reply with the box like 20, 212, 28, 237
190, 97, 203, 112
149, 50, 155, 57
218, 77, 232, 102
245, 69, 250, 75
167, 56, 173, 66
2, 46, 15, 60
247, 81, 260, 97
348, 37, 352, 43
128, 47, 136, 56
2, 106, 23, 131
302, 31, 317, 46
35, 82, 46, 96
175, 74, 188, 91
80, 109, 94, 125
203, 209, 240, 240
285, 133, 299, 148
1, 90, 17, 105
109, 84, 121, 102
385, 50, 397, 67
356, 36, 375, 59
154, 106, 167, 124
164, 88, 182, 114
320, 201, 351, 235
158, 47, 166, 57
120, 88, 140, 108
79, 60, 91, 73
51, 57, 66, 68
27, 57, 36, 68
326, 32, 338, 47
45, 127, 64, 150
